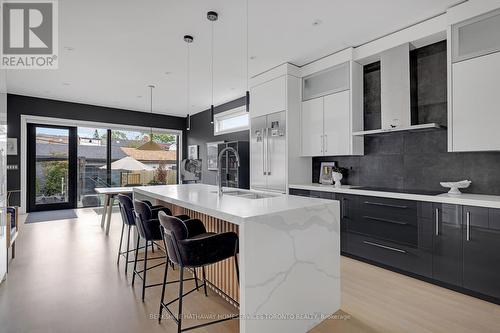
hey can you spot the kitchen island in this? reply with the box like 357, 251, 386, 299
134, 184, 340, 333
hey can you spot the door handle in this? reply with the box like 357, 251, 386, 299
267, 128, 271, 175
362, 216, 408, 226
466, 211, 470, 241
435, 208, 439, 236
363, 201, 408, 209
320, 135, 324, 153
363, 240, 407, 254
263, 128, 267, 176
324, 134, 328, 153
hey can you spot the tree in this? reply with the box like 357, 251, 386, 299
135, 132, 176, 144
42, 160, 68, 196
155, 161, 167, 184
101, 130, 128, 140
93, 130, 100, 139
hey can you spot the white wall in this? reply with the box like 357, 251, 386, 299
0, 68, 7, 282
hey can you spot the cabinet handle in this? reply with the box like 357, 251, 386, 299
362, 215, 408, 226
363, 201, 408, 209
466, 211, 470, 241
324, 134, 328, 152
435, 208, 439, 236
262, 128, 267, 176
320, 135, 324, 153
342, 198, 347, 219
363, 240, 407, 254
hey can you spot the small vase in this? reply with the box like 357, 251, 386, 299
332, 172, 343, 188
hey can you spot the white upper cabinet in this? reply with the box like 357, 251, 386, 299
300, 61, 363, 157
449, 8, 500, 152
301, 97, 324, 157
302, 62, 350, 101
323, 91, 351, 156
451, 51, 500, 151
250, 76, 287, 118
452, 8, 500, 63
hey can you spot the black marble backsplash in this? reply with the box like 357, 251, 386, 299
312, 130, 500, 195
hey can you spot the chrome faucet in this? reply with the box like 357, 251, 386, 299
217, 146, 241, 196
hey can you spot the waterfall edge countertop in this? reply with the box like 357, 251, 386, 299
289, 183, 500, 209
134, 183, 336, 225
134, 183, 341, 333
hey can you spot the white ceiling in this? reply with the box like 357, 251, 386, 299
5, 0, 462, 117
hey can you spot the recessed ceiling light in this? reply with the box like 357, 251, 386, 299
137, 95, 142, 98
312, 19, 322, 26
250, 56, 256, 60
64, 46, 75, 51
165, 71, 172, 75
230, 87, 236, 90
62, 82, 70, 86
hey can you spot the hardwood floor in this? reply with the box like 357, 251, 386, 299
1, 208, 499, 333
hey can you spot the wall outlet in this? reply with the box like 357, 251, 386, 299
7, 164, 18, 170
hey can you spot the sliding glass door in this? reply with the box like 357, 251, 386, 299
27, 123, 180, 212
27, 124, 77, 212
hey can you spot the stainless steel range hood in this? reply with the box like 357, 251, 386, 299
353, 43, 443, 136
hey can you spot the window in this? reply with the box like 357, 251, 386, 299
214, 106, 249, 135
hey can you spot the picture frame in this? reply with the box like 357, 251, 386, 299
319, 162, 336, 185
7, 138, 17, 155
187, 145, 199, 159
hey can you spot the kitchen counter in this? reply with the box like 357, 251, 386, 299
134, 184, 336, 225
134, 184, 341, 333
289, 183, 500, 208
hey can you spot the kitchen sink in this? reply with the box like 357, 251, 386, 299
211, 190, 279, 199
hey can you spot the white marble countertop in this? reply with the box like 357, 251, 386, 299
95, 187, 134, 195
134, 184, 337, 225
289, 183, 500, 209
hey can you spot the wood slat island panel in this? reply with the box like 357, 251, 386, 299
161, 201, 240, 306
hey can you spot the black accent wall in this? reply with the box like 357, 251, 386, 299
7, 94, 186, 205
313, 41, 500, 195
186, 96, 249, 185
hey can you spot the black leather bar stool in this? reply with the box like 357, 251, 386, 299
157, 211, 239, 332
132, 200, 192, 302
116, 195, 178, 273
116, 194, 141, 274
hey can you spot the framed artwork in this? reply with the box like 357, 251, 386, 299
188, 145, 199, 159
7, 138, 17, 155
207, 141, 224, 170
319, 162, 336, 185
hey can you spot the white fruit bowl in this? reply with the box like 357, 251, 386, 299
440, 180, 471, 195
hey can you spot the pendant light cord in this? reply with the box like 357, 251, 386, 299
149, 85, 154, 139
211, 21, 214, 107
187, 41, 190, 115
246, 0, 249, 91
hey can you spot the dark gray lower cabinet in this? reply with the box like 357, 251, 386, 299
432, 203, 463, 286
289, 188, 500, 303
463, 206, 500, 299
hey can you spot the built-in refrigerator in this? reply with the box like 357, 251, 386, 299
250, 111, 287, 193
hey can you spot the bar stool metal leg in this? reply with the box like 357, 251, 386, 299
158, 258, 169, 323
117, 222, 125, 265
125, 225, 132, 274
132, 235, 140, 285
202, 267, 208, 297
177, 266, 184, 333
142, 240, 149, 301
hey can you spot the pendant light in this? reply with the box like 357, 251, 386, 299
245, 0, 250, 112
207, 11, 218, 124
185, 35, 193, 131
137, 85, 163, 151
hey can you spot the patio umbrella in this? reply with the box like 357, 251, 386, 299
100, 156, 154, 171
